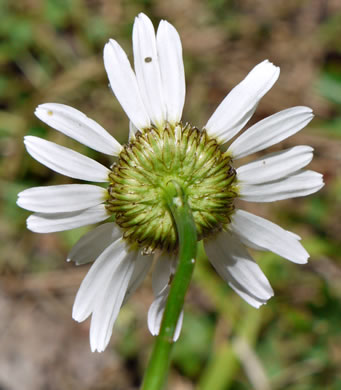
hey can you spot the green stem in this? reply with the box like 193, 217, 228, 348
141, 181, 197, 390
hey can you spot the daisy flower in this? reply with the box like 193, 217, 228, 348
18, 13, 324, 352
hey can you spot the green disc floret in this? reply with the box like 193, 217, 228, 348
107, 123, 237, 254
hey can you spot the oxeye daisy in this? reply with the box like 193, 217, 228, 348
18, 13, 324, 353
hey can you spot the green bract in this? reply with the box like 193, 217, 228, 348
107, 123, 237, 253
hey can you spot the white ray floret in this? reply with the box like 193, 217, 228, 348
104, 39, 150, 131
205, 60, 280, 144
73, 238, 131, 323
151, 253, 176, 296
17, 184, 107, 213
148, 253, 182, 341
239, 170, 324, 202
24, 136, 110, 182
228, 285, 269, 309
228, 106, 314, 159
236, 145, 314, 184
123, 253, 153, 304
230, 209, 309, 264
129, 121, 139, 140
205, 232, 274, 308
67, 223, 122, 265
133, 13, 166, 127
148, 286, 184, 342
27, 204, 109, 233
89, 252, 135, 352
72, 238, 136, 352
157, 20, 185, 124
35, 103, 122, 156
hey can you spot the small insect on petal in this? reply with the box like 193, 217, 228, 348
145, 57, 152, 63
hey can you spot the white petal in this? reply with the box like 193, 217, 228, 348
17, 184, 107, 213
228, 285, 269, 308
147, 286, 184, 342
72, 237, 128, 322
67, 223, 122, 265
205, 60, 280, 143
286, 231, 302, 240
133, 13, 166, 127
35, 103, 122, 156
237, 146, 314, 184
228, 106, 314, 159
152, 253, 176, 296
231, 209, 309, 264
27, 204, 110, 233
72, 237, 136, 352
157, 20, 185, 124
239, 170, 324, 202
205, 231, 273, 307
24, 136, 110, 182
123, 251, 153, 303
103, 39, 150, 131
89, 249, 136, 352
129, 121, 139, 141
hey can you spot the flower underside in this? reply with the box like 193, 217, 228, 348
107, 123, 237, 254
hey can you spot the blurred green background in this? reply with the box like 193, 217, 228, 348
1, 0, 340, 389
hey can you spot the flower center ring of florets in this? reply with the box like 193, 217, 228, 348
107, 123, 237, 254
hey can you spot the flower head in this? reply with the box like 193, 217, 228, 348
18, 13, 324, 352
